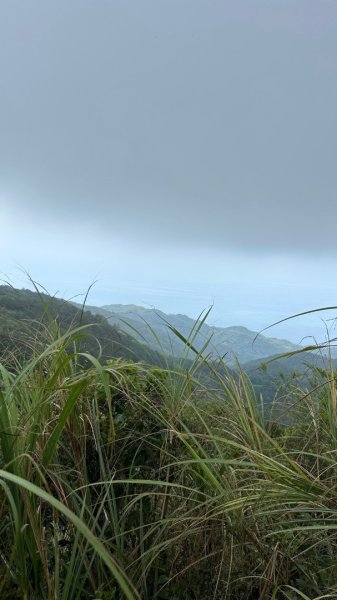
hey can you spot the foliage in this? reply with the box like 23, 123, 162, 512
76, 301, 299, 364
0, 285, 165, 367
1, 293, 337, 598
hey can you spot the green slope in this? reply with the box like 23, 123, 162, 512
0, 286, 164, 366
81, 302, 300, 364
243, 350, 337, 405
3, 287, 325, 410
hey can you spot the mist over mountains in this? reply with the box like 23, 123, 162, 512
0, 284, 300, 366
1, 283, 335, 406
78, 302, 300, 365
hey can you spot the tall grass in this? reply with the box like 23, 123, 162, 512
1, 311, 337, 598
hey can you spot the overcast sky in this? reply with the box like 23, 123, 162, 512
1, 0, 337, 342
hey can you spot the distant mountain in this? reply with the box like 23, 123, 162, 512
79, 302, 300, 365
2, 287, 334, 410
243, 350, 337, 405
0, 287, 164, 366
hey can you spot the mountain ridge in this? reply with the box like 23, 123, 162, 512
80, 302, 300, 365
0, 286, 164, 366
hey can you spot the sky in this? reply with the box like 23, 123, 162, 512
1, 0, 337, 343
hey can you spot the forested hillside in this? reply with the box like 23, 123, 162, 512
0, 286, 164, 366
0, 285, 325, 409
1, 296, 337, 598
244, 350, 337, 408
78, 302, 300, 364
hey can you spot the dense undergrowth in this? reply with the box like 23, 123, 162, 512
1, 316, 337, 599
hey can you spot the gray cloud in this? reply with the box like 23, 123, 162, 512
1, 0, 337, 253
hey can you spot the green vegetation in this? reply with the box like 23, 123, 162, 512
79, 302, 299, 364
0, 286, 165, 366
1, 287, 337, 598
244, 351, 336, 406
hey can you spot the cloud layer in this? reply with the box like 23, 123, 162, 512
1, 0, 337, 253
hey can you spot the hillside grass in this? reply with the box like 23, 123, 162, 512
1, 314, 337, 598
